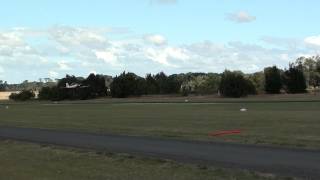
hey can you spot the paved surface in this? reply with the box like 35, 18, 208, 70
0, 127, 319, 179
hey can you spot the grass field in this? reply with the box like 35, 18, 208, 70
0, 96, 320, 149
0, 140, 294, 180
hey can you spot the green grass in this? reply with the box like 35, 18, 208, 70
1, 99, 320, 149
0, 140, 291, 180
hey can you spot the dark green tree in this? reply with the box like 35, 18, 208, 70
219, 70, 256, 98
167, 74, 182, 94
153, 72, 181, 94
295, 56, 320, 89
154, 72, 169, 94
264, 66, 282, 94
110, 72, 145, 98
0, 80, 6, 91
145, 74, 159, 94
38, 86, 60, 101
83, 73, 107, 98
57, 75, 81, 88
282, 64, 307, 93
247, 72, 264, 93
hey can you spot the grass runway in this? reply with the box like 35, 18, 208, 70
0, 140, 294, 180
1, 98, 319, 149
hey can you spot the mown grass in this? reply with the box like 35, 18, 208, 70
0, 99, 320, 149
0, 140, 292, 180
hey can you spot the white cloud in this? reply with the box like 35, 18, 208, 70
89, 70, 97, 75
280, 53, 289, 61
261, 36, 301, 50
145, 48, 172, 66
48, 71, 59, 78
305, 35, 320, 47
1, 25, 320, 83
0, 32, 25, 47
57, 61, 72, 70
226, 11, 256, 23
145, 34, 167, 45
165, 47, 189, 61
0, 31, 36, 57
95, 50, 121, 67
144, 47, 189, 67
49, 26, 109, 50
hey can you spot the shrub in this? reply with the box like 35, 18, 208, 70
219, 71, 256, 98
9, 90, 35, 101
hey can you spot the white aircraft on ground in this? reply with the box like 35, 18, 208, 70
64, 83, 89, 89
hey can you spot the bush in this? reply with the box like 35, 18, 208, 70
9, 90, 35, 101
219, 71, 256, 98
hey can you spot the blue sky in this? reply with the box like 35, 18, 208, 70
0, 0, 320, 83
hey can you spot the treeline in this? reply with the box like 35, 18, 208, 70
0, 79, 57, 92
109, 56, 319, 98
110, 72, 182, 98
7, 56, 320, 101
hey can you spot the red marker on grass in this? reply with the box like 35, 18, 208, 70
208, 130, 242, 137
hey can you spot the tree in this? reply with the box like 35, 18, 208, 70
9, 90, 35, 101
154, 72, 169, 94
180, 74, 221, 95
38, 86, 60, 101
247, 72, 264, 93
110, 72, 145, 98
167, 74, 182, 94
200, 73, 221, 94
245, 79, 257, 95
83, 73, 107, 98
282, 64, 307, 93
153, 72, 181, 94
57, 75, 81, 88
219, 70, 256, 98
295, 56, 320, 89
38, 74, 109, 101
309, 71, 320, 89
55, 75, 92, 100
0, 80, 6, 91
44, 78, 53, 83
264, 66, 282, 94
145, 74, 159, 94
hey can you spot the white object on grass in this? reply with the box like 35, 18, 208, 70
240, 108, 247, 112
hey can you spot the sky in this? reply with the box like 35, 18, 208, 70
1, 0, 320, 83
